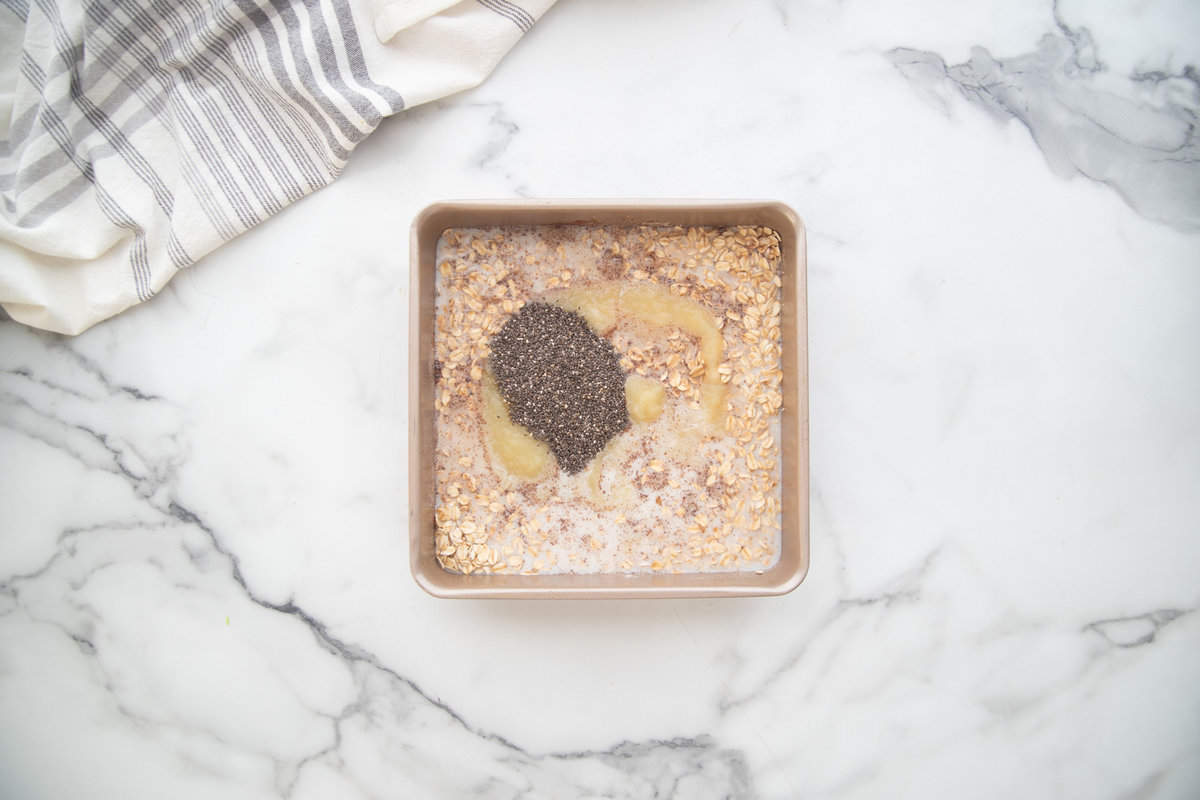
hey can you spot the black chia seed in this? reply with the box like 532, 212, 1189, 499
489, 302, 629, 474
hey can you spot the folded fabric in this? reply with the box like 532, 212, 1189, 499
0, 0, 554, 334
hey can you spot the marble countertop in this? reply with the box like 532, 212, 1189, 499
2, 1, 1198, 797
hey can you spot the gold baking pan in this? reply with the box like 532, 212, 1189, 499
409, 200, 808, 598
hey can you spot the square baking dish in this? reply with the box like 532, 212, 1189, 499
409, 200, 808, 598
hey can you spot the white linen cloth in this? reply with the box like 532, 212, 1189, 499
0, 0, 554, 334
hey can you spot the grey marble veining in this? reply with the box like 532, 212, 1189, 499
0, 336, 752, 797
889, 10, 1200, 231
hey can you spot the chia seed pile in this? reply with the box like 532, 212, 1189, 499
489, 302, 629, 473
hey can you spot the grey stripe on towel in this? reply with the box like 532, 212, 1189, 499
477, 0, 534, 33
1, 0, 547, 332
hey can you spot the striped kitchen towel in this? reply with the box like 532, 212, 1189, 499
0, 0, 554, 334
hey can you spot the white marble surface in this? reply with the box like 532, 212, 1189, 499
2, 0, 1199, 797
